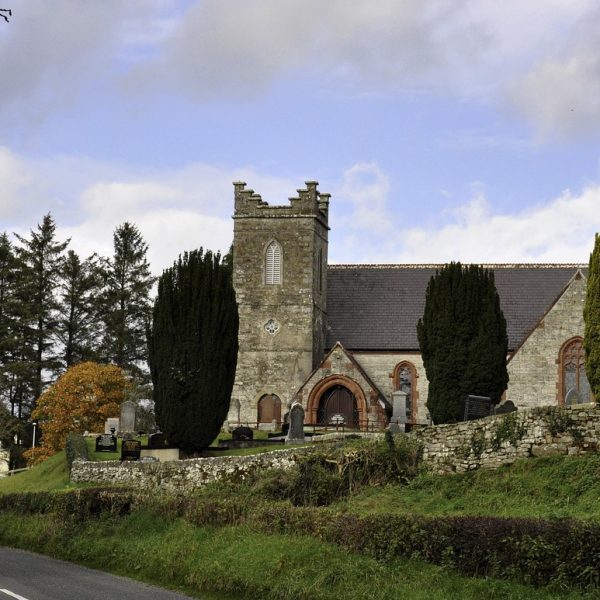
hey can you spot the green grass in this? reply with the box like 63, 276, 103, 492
338, 454, 600, 520
0, 509, 593, 600
0, 450, 72, 494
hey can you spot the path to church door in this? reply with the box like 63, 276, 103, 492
317, 385, 358, 428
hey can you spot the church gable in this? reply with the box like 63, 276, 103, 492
294, 342, 389, 430
506, 269, 588, 408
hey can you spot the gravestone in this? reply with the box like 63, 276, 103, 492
495, 400, 517, 415
120, 400, 136, 433
286, 402, 305, 444
388, 390, 408, 433
121, 438, 141, 461
463, 395, 493, 421
95, 433, 117, 452
105, 417, 119, 434
148, 432, 166, 449
232, 426, 253, 441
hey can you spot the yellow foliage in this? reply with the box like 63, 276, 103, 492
23, 446, 55, 465
31, 362, 132, 459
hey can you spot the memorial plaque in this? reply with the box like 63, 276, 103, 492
121, 439, 141, 461
463, 395, 493, 421
232, 426, 253, 441
95, 434, 117, 452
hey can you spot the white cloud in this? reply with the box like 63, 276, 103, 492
0, 146, 299, 274
332, 165, 600, 263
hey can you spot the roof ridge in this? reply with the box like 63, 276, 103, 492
328, 263, 587, 270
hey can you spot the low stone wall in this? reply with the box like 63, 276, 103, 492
411, 403, 599, 473
71, 404, 600, 490
71, 447, 311, 493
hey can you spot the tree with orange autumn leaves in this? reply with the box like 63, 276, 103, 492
25, 362, 131, 463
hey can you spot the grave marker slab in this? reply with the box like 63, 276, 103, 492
95, 434, 117, 453
120, 400, 136, 433
463, 395, 493, 421
121, 439, 141, 461
286, 402, 305, 444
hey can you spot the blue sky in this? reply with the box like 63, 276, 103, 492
1, 0, 599, 272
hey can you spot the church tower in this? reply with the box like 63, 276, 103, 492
229, 181, 329, 426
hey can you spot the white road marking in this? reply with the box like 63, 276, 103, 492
0, 590, 30, 600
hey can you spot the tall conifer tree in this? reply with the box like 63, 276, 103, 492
417, 262, 508, 423
99, 222, 154, 378
584, 233, 600, 399
148, 249, 238, 453
14, 214, 69, 409
56, 250, 103, 370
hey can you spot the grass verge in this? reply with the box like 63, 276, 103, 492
0, 508, 594, 600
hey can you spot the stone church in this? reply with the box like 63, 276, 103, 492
228, 181, 591, 430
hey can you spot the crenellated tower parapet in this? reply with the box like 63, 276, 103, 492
233, 181, 329, 227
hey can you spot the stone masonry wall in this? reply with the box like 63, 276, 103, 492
230, 182, 329, 424
72, 405, 600, 489
411, 403, 599, 473
506, 273, 586, 408
354, 352, 430, 424
71, 447, 311, 493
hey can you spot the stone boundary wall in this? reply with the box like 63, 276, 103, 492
411, 403, 599, 473
71, 447, 312, 493
71, 404, 600, 490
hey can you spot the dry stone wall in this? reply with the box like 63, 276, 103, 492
412, 403, 599, 473
71, 405, 600, 490
71, 447, 311, 493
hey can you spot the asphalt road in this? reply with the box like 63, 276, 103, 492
0, 547, 199, 600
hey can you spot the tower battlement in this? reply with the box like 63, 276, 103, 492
233, 181, 329, 225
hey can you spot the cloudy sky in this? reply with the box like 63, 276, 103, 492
1, 0, 599, 272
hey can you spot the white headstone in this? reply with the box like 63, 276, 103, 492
105, 417, 120, 434
120, 400, 136, 433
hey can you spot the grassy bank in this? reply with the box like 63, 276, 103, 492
339, 454, 600, 520
0, 508, 593, 600
0, 451, 72, 493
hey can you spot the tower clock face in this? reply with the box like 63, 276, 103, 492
264, 318, 280, 335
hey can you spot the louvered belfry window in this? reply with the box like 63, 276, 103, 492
265, 241, 282, 284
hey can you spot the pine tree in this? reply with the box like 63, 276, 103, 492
99, 222, 154, 378
584, 233, 600, 399
148, 249, 238, 453
56, 250, 103, 370
14, 215, 69, 410
417, 262, 508, 423
0, 232, 26, 417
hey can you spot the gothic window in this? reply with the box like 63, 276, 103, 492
560, 338, 592, 405
265, 240, 282, 285
393, 361, 418, 422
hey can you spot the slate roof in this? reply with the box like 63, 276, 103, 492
326, 264, 586, 352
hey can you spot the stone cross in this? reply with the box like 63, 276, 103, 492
286, 402, 305, 444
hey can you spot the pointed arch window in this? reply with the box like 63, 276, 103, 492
265, 240, 282, 285
560, 337, 592, 405
393, 361, 419, 423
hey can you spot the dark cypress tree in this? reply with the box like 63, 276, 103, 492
56, 250, 103, 370
417, 262, 508, 423
14, 214, 69, 408
99, 222, 154, 378
584, 233, 600, 399
148, 249, 238, 453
